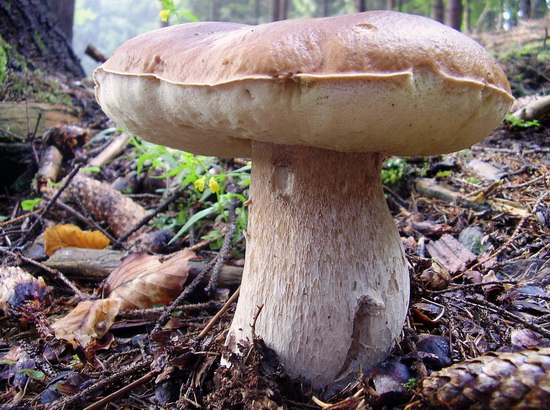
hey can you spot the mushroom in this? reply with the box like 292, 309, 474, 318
94, 11, 513, 392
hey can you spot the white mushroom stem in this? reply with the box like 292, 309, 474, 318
226, 141, 410, 392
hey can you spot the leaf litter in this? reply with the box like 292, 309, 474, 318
0, 35, 549, 409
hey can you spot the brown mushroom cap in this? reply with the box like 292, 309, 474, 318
94, 11, 513, 157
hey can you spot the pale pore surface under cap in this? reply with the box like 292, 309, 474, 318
94, 11, 514, 158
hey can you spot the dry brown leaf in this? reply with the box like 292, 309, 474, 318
102, 248, 195, 311
51, 299, 122, 348
44, 224, 110, 256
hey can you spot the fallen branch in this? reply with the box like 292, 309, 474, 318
512, 94, 550, 121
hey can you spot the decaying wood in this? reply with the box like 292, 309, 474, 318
426, 234, 477, 274
467, 158, 506, 181
415, 177, 529, 217
44, 247, 243, 288
88, 133, 132, 168
415, 177, 466, 204
512, 94, 550, 121
0, 102, 79, 137
85, 44, 108, 63
36, 145, 62, 192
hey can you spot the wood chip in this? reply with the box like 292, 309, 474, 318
426, 234, 477, 274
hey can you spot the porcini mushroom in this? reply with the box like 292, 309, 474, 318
94, 11, 513, 392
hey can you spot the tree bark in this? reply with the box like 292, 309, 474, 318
446, 0, 463, 30
323, 0, 330, 16
271, 0, 287, 21
210, 0, 220, 21
519, 0, 532, 19
0, 0, 84, 79
47, 0, 75, 42
431, 0, 445, 23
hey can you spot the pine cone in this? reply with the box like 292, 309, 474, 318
60, 174, 148, 240
417, 347, 550, 409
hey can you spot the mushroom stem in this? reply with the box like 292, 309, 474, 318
226, 141, 410, 392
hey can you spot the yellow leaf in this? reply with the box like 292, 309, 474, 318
44, 224, 110, 257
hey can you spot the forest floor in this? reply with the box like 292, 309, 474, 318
0, 21, 549, 409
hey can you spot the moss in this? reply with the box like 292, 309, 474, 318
0, 36, 9, 86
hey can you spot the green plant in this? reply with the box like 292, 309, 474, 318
402, 377, 419, 391
435, 170, 452, 178
21, 198, 43, 211
505, 113, 541, 129
0, 37, 7, 85
131, 137, 250, 248
158, 0, 199, 24
381, 157, 406, 187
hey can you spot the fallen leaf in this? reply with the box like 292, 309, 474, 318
0, 266, 49, 316
51, 299, 122, 348
44, 224, 110, 256
102, 248, 195, 311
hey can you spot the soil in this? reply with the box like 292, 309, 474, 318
0, 23, 548, 410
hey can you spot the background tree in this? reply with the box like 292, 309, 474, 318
0, 0, 84, 78
431, 0, 445, 23
446, 0, 463, 30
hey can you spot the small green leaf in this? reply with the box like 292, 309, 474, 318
80, 166, 101, 173
21, 198, 43, 211
0, 359, 17, 365
18, 368, 45, 380
171, 206, 215, 243
436, 170, 452, 178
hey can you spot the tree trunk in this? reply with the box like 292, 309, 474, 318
47, 0, 75, 42
323, 0, 330, 16
271, 0, 287, 21
254, 0, 261, 23
533, 0, 547, 18
519, 0, 532, 19
463, 0, 471, 31
210, 0, 219, 21
431, 0, 445, 23
446, 0, 463, 30
356, 0, 366, 12
0, 0, 84, 79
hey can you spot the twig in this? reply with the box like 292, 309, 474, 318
448, 294, 550, 339
197, 286, 240, 340
87, 132, 131, 168
117, 183, 190, 244
0, 209, 41, 227
151, 257, 217, 335
204, 197, 238, 295
49, 361, 150, 410
83, 371, 156, 410
453, 192, 546, 280
428, 280, 518, 295
19, 164, 82, 245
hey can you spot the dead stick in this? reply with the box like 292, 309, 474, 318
453, 193, 546, 280
88, 133, 132, 168
197, 286, 240, 339
19, 164, 82, 245
83, 371, 156, 410
117, 184, 189, 244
